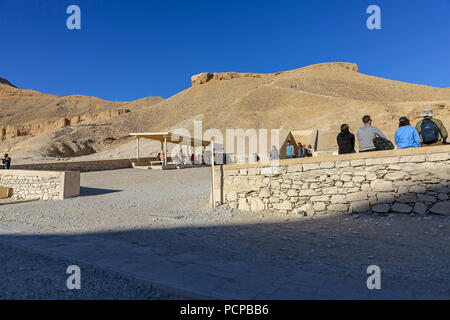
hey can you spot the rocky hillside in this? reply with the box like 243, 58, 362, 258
1, 62, 449, 161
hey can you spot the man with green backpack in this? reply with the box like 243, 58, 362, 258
415, 109, 448, 146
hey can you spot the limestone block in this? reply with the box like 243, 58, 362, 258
287, 190, 298, 197
399, 155, 426, 163
287, 164, 303, 173
347, 192, 368, 202
352, 176, 365, 183
226, 191, 238, 201
413, 202, 428, 215
327, 204, 349, 213
273, 201, 293, 211
430, 201, 450, 215
409, 185, 427, 194
391, 203, 412, 213
269, 196, 280, 203
330, 195, 348, 204
335, 161, 350, 168
365, 157, 399, 166
341, 175, 352, 182
372, 204, 390, 213
427, 153, 450, 162
248, 168, 261, 176
320, 162, 335, 169
310, 196, 330, 202
323, 187, 339, 195
303, 163, 320, 171
238, 198, 250, 211
259, 189, 271, 198
396, 194, 418, 203
270, 181, 281, 190
250, 197, 265, 212
384, 172, 407, 181
438, 193, 449, 201
417, 194, 437, 203
299, 189, 320, 197
350, 159, 365, 167
351, 200, 370, 213
376, 192, 396, 204
294, 203, 314, 216
370, 180, 394, 192
313, 202, 327, 212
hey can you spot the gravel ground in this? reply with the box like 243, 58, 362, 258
0, 242, 181, 300
0, 167, 449, 299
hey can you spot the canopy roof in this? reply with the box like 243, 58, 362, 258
129, 132, 212, 147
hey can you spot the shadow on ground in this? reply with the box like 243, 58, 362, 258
80, 187, 122, 197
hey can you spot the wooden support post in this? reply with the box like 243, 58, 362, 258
164, 135, 168, 165
211, 140, 216, 209
136, 137, 140, 160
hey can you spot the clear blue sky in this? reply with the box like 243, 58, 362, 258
1, 0, 449, 100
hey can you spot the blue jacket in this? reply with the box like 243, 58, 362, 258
286, 145, 294, 157
395, 125, 421, 149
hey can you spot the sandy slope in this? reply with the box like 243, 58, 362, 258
1, 62, 449, 162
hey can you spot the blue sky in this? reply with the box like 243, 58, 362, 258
1, 0, 449, 100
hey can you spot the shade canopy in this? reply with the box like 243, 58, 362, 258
129, 132, 212, 147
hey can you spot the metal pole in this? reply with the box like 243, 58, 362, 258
211, 140, 216, 209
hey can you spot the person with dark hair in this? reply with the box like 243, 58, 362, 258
357, 115, 386, 152
395, 117, 421, 149
337, 124, 356, 154
286, 140, 294, 159
297, 142, 306, 158
306, 145, 313, 157
2, 153, 11, 169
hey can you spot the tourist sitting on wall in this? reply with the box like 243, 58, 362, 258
357, 115, 387, 152
306, 145, 313, 157
337, 124, 356, 154
415, 108, 448, 146
395, 117, 421, 149
160, 153, 165, 163
297, 142, 306, 158
2, 153, 11, 169
286, 140, 294, 159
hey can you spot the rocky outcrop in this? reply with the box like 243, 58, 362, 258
0, 109, 131, 141
191, 72, 263, 86
0, 77, 16, 88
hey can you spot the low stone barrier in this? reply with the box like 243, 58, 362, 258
213, 145, 450, 216
0, 170, 80, 200
11, 158, 153, 172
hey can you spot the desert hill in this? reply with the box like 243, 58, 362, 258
1, 62, 449, 162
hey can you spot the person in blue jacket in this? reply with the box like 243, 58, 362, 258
395, 117, 421, 149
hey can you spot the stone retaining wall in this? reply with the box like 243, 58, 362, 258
0, 170, 80, 200
213, 145, 450, 216
11, 157, 173, 172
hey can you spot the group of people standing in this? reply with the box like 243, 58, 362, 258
286, 141, 313, 159
337, 109, 448, 154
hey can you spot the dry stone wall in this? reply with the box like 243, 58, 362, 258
0, 170, 79, 200
214, 146, 450, 216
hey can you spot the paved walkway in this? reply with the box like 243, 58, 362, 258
0, 222, 417, 300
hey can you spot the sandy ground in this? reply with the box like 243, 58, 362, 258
0, 242, 181, 300
0, 167, 449, 298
